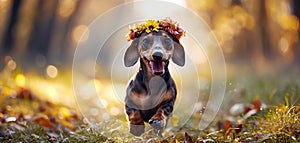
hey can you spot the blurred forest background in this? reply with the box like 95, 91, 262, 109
0, 0, 299, 75
0, 0, 299, 142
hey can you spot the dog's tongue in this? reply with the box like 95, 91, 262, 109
150, 61, 164, 75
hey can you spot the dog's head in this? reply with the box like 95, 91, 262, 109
124, 30, 185, 75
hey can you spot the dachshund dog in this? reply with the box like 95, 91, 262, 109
124, 30, 185, 136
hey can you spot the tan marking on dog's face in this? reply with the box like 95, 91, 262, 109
141, 57, 154, 77
162, 33, 167, 37
138, 32, 174, 61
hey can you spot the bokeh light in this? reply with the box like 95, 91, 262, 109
72, 25, 89, 43
46, 65, 58, 78
7, 59, 16, 71
58, 0, 76, 18
15, 74, 26, 87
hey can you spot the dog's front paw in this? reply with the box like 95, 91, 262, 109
130, 124, 145, 136
149, 119, 165, 130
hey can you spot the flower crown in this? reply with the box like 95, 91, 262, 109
126, 18, 185, 41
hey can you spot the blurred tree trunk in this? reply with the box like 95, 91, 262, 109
246, 0, 272, 73
292, 0, 300, 29
257, 0, 272, 60
2, 0, 22, 54
231, 0, 241, 5
26, 0, 59, 63
292, 0, 300, 67
49, 0, 85, 64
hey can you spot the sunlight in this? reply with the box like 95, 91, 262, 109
163, 0, 186, 6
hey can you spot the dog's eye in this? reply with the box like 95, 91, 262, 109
142, 38, 149, 44
164, 38, 172, 50
142, 38, 151, 50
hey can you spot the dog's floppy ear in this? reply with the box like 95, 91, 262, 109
172, 42, 185, 66
124, 38, 139, 67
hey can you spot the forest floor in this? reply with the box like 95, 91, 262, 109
0, 70, 299, 142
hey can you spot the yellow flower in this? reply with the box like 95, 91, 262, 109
144, 20, 160, 33
125, 18, 185, 41
133, 24, 137, 30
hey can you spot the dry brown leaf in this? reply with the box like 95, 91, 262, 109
33, 114, 54, 128
251, 99, 261, 110
184, 132, 193, 143
0, 112, 3, 118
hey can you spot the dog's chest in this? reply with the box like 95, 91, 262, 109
128, 76, 170, 109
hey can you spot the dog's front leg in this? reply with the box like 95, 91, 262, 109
148, 101, 174, 130
149, 89, 175, 130
125, 105, 145, 136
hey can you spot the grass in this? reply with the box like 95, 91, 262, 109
0, 70, 299, 142
245, 105, 300, 142
0, 105, 299, 142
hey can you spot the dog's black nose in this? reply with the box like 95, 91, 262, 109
152, 52, 163, 61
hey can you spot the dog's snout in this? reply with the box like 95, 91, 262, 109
152, 52, 163, 61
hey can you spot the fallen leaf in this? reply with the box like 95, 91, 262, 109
202, 138, 215, 142
184, 132, 193, 143
17, 88, 36, 100
31, 133, 39, 138
251, 99, 261, 110
46, 132, 59, 138
243, 109, 257, 119
224, 120, 232, 131
230, 103, 245, 116
33, 114, 54, 128
0, 112, 3, 118
235, 124, 243, 134
6, 117, 16, 122
38, 105, 47, 112
10, 123, 24, 131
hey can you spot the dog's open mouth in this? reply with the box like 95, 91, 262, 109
149, 60, 165, 75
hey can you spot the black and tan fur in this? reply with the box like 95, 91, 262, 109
124, 30, 185, 136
